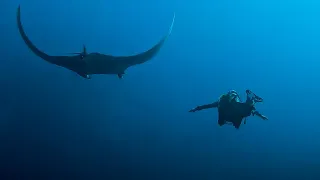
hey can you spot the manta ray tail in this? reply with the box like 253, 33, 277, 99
17, 5, 56, 64
122, 13, 175, 67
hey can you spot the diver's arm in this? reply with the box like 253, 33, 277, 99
246, 90, 252, 102
189, 101, 219, 112
246, 89, 263, 102
252, 110, 268, 120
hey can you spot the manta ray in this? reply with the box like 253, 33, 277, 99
16, 5, 175, 79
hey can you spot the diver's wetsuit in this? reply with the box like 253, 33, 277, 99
189, 90, 267, 129
189, 90, 240, 126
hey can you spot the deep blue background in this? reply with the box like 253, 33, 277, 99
1, 0, 320, 179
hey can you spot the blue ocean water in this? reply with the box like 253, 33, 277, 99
1, 0, 320, 179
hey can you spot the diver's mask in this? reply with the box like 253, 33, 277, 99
228, 90, 241, 102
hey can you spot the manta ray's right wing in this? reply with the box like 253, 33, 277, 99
119, 13, 175, 67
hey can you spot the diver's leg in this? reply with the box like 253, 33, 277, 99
234, 124, 240, 129
218, 119, 224, 126
218, 110, 226, 126
233, 119, 242, 129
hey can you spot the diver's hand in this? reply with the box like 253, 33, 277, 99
189, 107, 199, 112
261, 115, 268, 120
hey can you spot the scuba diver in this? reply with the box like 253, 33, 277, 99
189, 89, 268, 129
